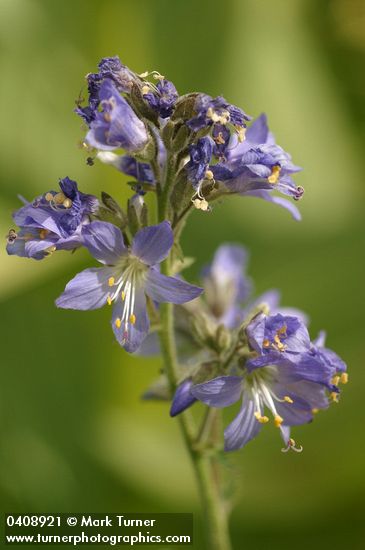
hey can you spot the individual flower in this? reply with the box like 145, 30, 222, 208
56, 221, 203, 352
187, 94, 251, 134
7, 177, 98, 260
211, 113, 303, 220
85, 79, 149, 153
75, 56, 137, 124
143, 78, 178, 118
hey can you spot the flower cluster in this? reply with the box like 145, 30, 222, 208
170, 245, 347, 452
6, 55, 346, 454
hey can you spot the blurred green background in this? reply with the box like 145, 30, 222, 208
1, 0, 364, 548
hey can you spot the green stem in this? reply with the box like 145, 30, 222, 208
158, 252, 232, 550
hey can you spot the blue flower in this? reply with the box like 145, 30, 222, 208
7, 177, 98, 260
143, 78, 178, 118
211, 114, 303, 220
76, 56, 137, 124
85, 79, 149, 153
56, 221, 203, 352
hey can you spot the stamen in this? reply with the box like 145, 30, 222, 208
268, 165, 281, 184
331, 375, 340, 386
121, 291, 126, 300
340, 372, 348, 384
283, 396, 293, 404
192, 198, 210, 211
39, 229, 49, 240
107, 296, 112, 306
254, 412, 269, 424
115, 318, 122, 329
129, 314, 136, 325
142, 85, 150, 95
213, 132, 225, 145
281, 438, 303, 453
263, 339, 270, 348
312, 408, 319, 414
45, 192, 54, 202
63, 198, 72, 208
236, 126, 246, 143
205, 170, 214, 180
53, 192, 67, 205
45, 245, 56, 255
108, 277, 115, 287
274, 415, 283, 427
330, 392, 339, 403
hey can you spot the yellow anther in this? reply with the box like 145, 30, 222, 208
289, 438, 295, 446
108, 277, 115, 287
214, 132, 225, 145
129, 314, 136, 325
115, 318, 122, 329
53, 192, 67, 204
45, 192, 54, 202
284, 396, 293, 404
121, 291, 126, 301
331, 375, 340, 386
236, 126, 246, 143
330, 392, 339, 403
107, 296, 112, 306
39, 229, 49, 240
104, 112, 112, 123
274, 334, 281, 344
193, 198, 209, 211
205, 170, 214, 180
340, 372, 348, 384
45, 245, 56, 254
263, 339, 270, 348
141, 85, 150, 95
274, 415, 283, 427
277, 325, 287, 335
62, 198, 72, 208
254, 412, 269, 424
268, 165, 281, 184
312, 408, 319, 414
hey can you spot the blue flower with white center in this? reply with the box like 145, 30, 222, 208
85, 79, 149, 153
56, 220, 203, 353
143, 78, 178, 119
7, 177, 98, 260
211, 113, 304, 220
76, 56, 137, 124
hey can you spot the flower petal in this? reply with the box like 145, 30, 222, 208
170, 379, 197, 417
82, 221, 127, 265
131, 221, 173, 265
56, 267, 113, 310
224, 397, 262, 451
111, 286, 149, 353
191, 376, 242, 408
145, 268, 203, 304
246, 113, 269, 144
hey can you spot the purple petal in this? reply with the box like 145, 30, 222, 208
246, 113, 269, 144
224, 397, 262, 451
244, 190, 302, 221
56, 267, 113, 310
82, 221, 127, 265
246, 312, 266, 353
145, 268, 203, 304
131, 221, 173, 265
111, 286, 149, 353
170, 379, 197, 416
190, 376, 242, 408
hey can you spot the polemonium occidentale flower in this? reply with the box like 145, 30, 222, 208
56, 221, 203, 352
